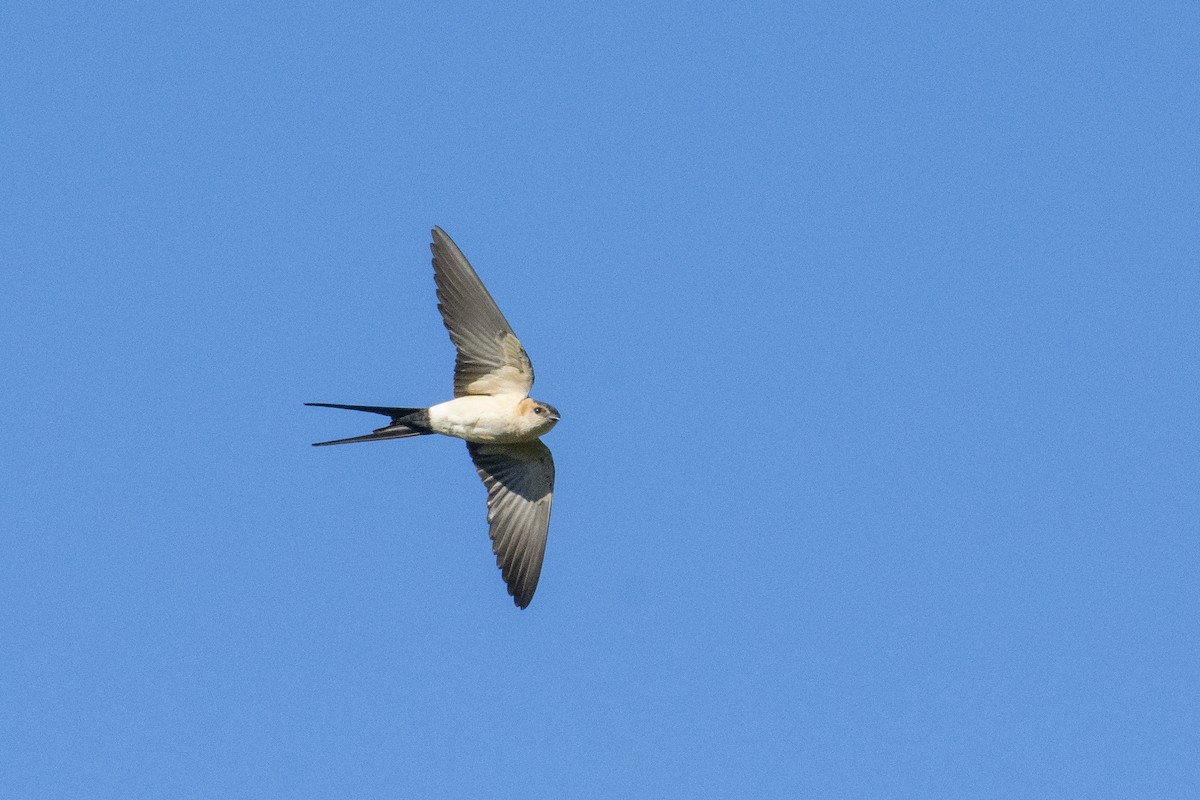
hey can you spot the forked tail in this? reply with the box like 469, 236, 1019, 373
305, 403, 434, 446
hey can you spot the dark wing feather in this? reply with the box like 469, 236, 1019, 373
431, 227, 535, 397
466, 440, 555, 608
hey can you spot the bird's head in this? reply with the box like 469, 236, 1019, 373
518, 398, 561, 436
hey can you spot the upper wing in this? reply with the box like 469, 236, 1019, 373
466, 439, 555, 609
431, 227, 535, 397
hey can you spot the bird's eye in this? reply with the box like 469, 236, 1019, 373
534, 406, 545, 415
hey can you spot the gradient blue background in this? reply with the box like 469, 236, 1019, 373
3, 3, 1197, 797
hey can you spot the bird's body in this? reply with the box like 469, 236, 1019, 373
429, 394, 559, 444
308, 227, 559, 608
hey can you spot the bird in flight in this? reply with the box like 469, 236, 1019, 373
308, 227, 559, 608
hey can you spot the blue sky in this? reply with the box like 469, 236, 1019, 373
2, 2, 1197, 797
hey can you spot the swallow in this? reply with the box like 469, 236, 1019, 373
308, 227, 560, 608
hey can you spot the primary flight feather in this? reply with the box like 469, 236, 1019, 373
308, 227, 560, 608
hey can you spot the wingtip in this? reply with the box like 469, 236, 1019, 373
511, 582, 535, 609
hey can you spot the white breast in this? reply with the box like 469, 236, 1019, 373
427, 394, 532, 443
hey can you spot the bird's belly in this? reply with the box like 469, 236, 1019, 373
428, 396, 532, 443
